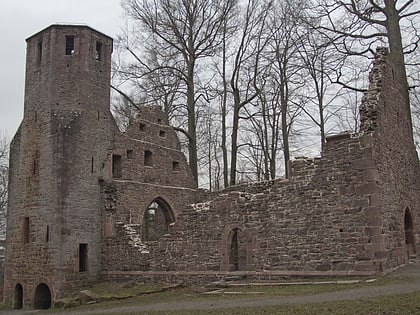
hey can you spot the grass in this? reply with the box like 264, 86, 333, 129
137, 291, 420, 315
3, 274, 420, 314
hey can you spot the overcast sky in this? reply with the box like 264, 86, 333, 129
0, 0, 124, 138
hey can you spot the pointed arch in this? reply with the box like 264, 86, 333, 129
404, 207, 416, 259
142, 197, 175, 241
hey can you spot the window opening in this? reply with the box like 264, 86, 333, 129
139, 123, 146, 131
37, 41, 42, 63
159, 130, 166, 137
96, 42, 102, 60
142, 198, 175, 241
112, 154, 122, 178
46, 225, 49, 242
144, 150, 153, 166
91, 157, 94, 174
65, 35, 75, 55
157, 118, 162, 123
172, 161, 180, 171
23, 217, 30, 244
127, 149, 133, 159
79, 244, 88, 272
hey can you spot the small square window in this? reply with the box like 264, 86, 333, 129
172, 161, 180, 171
159, 130, 166, 137
127, 149, 133, 159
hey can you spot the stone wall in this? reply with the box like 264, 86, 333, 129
100, 48, 420, 282
5, 24, 420, 308
4, 25, 114, 307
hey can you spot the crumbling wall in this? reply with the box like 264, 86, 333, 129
360, 48, 420, 269
101, 49, 420, 281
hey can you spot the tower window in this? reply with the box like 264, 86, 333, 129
144, 150, 153, 166
79, 244, 88, 272
112, 154, 122, 178
139, 123, 146, 131
172, 161, 180, 171
65, 35, 75, 55
96, 42, 102, 61
127, 149, 133, 159
23, 217, 30, 244
159, 130, 166, 137
37, 41, 43, 63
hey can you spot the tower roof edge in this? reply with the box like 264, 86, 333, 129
25, 24, 114, 42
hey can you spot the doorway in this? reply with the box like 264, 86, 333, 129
404, 208, 416, 258
34, 283, 51, 309
13, 283, 23, 309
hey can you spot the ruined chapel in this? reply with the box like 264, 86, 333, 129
3, 24, 420, 309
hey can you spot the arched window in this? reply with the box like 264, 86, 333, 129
142, 198, 175, 241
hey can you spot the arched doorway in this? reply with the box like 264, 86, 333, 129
142, 197, 175, 241
13, 283, 23, 309
34, 283, 51, 309
404, 208, 416, 259
229, 228, 239, 271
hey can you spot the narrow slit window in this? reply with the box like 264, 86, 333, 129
127, 149, 133, 159
144, 150, 153, 166
91, 157, 94, 174
37, 41, 43, 63
79, 244, 88, 272
23, 217, 30, 244
96, 42, 102, 60
112, 154, 122, 178
65, 35, 75, 55
46, 225, 49, 242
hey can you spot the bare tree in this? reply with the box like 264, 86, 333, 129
228, 0, 272, 186
0, 135, 9, 238
119, 0, 237, 185
314, 0, 420, 134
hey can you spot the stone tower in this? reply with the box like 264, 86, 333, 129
4, 25, 113, 309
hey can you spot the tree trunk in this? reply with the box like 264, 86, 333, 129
383, 0, 413, 139
187, 59, 198, 186
230, 90, 240, 186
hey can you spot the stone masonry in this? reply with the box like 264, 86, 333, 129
3, 25, 420, 309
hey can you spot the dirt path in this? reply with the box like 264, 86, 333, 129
6, 262, 420, 315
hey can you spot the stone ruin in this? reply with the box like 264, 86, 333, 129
3, 25, 420, 309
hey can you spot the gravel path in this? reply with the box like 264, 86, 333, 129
5, 261, 420, 315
